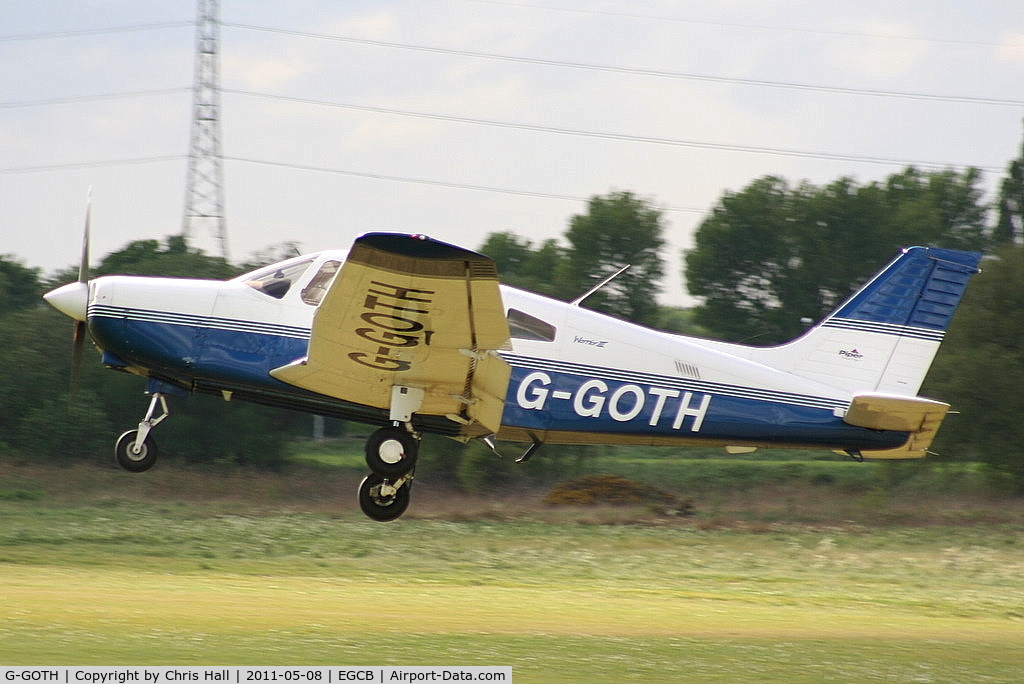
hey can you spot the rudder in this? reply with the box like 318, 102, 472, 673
767, 246, 982, 395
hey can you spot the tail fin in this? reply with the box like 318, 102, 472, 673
763, 246, 982, 395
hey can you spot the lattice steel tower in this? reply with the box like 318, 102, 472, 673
182, 0, 227, 259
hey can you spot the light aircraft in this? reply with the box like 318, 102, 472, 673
44, 227, 982, 521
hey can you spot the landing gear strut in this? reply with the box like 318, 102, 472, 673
358, 424, 419, 521
114, 392, 169, 472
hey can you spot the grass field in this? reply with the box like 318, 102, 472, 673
1, 457, 1023, 682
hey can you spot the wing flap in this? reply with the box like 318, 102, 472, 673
843, 392, 950, 459
271, 233, 511, 435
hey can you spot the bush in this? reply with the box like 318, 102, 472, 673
544, 474, 695, 515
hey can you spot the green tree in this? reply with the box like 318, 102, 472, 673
46, 235, 238, 289
562, 191, 666, 325
96, 234, 237, 279
684, 176, 805, 343
477, 232, 566, 297
652, 306, 709, 336
995, 123, 1024, 245
236, 241, 303, 273
0, 255, 43, 316
0, 306, 112, 461
925, 245, 1024, 491
882, 167, 989, 250
685, 167, 991, 344
479, 192, 668, 324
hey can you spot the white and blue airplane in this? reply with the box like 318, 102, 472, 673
44, 230, 981, 520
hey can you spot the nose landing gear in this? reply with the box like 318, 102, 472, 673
114, 392, 169, 472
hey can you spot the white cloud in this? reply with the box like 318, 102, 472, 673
223, 54, 307, 90
325, 11, 397, 40
339, 74, 527, 149
343, 115, 442, 150
997, 32, 1024, 62
823, 21, 929, 79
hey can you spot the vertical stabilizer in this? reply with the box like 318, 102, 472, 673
765, 247, 982, 395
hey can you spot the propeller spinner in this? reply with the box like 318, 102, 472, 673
42, 193, 92, 399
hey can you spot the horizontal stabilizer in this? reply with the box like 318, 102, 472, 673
843, 393, 949, 459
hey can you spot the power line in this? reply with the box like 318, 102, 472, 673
0, 21, 193, 42
0, 151, 703, 213
469, 0, 1006, 50
0, 144, 1006, 219
0, 88, 190, 109
3, 18, 1011, 107
223, 155, 704, 213
4, 20, 1017, 109
4, 84, 1000, 172
222, 22, 1024, 108
225, 89, 1005, 173
0, 155, 185, 174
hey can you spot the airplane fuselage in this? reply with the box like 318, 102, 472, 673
81, 250, 907, 454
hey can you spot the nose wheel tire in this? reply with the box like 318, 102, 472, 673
365, 426, 418, 477
114, 430, 158, 472
358, 473, 411, 522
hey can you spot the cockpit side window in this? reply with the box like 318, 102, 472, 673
243, 259, 315, 299
301, 260, 342, 306
507, 308, 556, 342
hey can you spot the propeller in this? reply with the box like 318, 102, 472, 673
69, 192, 91, 400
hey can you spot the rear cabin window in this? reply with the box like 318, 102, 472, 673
507, 308, 556, 342
301, 260, 342, 306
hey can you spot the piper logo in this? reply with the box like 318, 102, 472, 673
839, 348, 863, 359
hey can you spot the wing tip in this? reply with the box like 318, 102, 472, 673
352, 232, 499, 279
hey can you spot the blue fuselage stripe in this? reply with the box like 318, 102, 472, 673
821, 317, 944, 342
87, 307, 906, 450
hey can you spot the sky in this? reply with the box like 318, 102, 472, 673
2, 1, 1023, 306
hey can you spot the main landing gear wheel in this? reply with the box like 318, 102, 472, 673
365, 426, 419, 477
114, 429, 158, 472
358, 473, 411, 522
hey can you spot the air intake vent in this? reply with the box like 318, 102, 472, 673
468, 261, 499, 279
675, 360, 701, 379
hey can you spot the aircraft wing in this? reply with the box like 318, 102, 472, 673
270, 233, 511, 437
842, 393, 950, 459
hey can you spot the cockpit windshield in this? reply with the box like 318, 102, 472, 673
241, 258, 315, 299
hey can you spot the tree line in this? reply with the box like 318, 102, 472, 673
3, 134, 1024, 489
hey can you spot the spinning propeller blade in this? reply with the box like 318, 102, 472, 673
78, 193, 90, 283
69, 192, 91, 400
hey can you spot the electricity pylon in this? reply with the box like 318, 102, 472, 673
182, 0, 227, 260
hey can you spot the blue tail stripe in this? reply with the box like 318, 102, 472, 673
830, 247, 981, 332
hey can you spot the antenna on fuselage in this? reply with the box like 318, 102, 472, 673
569, 264, 630, 306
